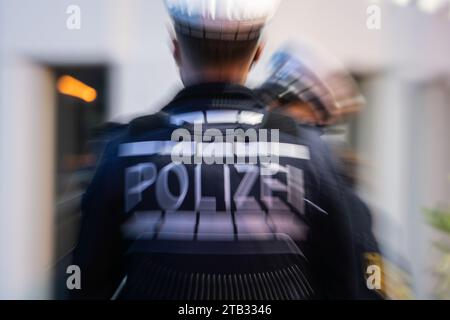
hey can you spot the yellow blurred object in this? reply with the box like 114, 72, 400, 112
365, 252, 415, 300
57, 75, 97, 103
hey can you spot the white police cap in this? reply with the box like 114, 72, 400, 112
165, 0, 281, 41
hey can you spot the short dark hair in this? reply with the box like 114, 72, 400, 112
176, 31, 260, 67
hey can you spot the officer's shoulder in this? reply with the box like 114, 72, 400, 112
263, 111, 324, 141
296, 123, 325, 140
263, 111, 299, 137
128, 112, 172, 137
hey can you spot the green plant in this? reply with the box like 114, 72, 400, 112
424, 176, 450, 299
424, 208, 450, 235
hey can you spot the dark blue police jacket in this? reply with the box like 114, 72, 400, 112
72, 83, 360, 300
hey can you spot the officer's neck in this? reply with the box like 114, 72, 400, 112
182, 67, 249, 87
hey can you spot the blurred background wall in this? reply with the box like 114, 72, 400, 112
0, 0, 449, 299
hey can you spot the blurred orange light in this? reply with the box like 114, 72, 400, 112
57, 75, 97, 103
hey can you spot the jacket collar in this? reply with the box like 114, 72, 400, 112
163, 82, 265, 114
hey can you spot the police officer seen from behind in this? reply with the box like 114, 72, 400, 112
73, 0, 359, 300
